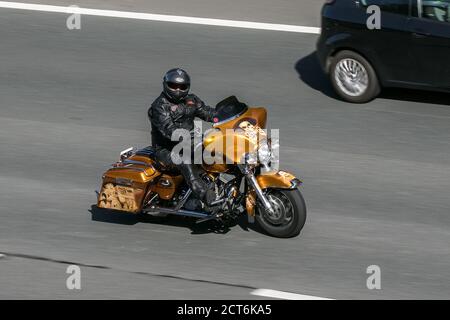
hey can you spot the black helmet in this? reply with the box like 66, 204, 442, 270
163, 68, 191, 102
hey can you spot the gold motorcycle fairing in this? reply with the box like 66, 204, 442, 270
202, 107, 267, 173
213, 107, 267, 132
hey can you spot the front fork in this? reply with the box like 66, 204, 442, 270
245, 173, 274, 214
241, 164, 301, 216
239, 162, 275, 214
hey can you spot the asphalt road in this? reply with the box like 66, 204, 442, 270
19, 0, 323, 26
1, 4, 450, 300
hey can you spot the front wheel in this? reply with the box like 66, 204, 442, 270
255, 189, 306, 238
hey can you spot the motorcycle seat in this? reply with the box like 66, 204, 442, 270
135, 146, 181, 175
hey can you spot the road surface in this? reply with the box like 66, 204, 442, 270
1, 1, 450, 299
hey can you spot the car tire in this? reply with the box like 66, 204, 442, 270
330, 50, 380, 103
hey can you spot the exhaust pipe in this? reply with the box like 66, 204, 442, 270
143, 207, 210, 219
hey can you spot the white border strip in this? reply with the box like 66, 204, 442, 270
0, 1, 321, 34
251, 289, 333, 300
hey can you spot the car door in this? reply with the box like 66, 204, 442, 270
406, 0, 450, 89
357, 0, 416, 84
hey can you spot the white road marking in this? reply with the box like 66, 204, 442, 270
251, 288, 333, 300
0, 1, 321, 34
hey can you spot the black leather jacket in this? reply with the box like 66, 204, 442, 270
148, 92, 216, 150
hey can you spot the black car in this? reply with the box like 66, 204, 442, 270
317, 0, 450, 103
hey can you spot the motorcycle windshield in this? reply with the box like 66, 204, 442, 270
214, 96, 248, 124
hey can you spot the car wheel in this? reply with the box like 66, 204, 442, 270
330, 50, 380, 103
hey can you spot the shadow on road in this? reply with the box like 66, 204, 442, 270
89, 205, 262, 236
295, 51, 337, 99
379, 88, 450, 106
296, 51, 450, 106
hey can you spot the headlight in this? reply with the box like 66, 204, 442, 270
243, 152, 258, 165
242, 140, 272, 166
258, 140, 272, 165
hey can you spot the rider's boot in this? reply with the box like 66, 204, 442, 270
179, 164, 218, 207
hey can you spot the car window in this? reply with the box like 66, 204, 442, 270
360, 0, 410, 15
411, 0, 420, 16
421, 0, 450, 22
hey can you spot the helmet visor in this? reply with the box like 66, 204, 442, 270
167, 82, 189, 91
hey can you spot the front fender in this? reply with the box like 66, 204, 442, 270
256, 170, 302, 190
245, 170, 302, 216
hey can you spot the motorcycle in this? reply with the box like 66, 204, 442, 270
96, 96, 306, 238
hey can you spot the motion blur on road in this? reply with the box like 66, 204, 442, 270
1, 0, 450, 300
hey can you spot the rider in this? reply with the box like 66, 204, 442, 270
148, 68, 218, 207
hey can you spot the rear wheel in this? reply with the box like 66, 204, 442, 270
330, 50, 380, 103
256, 189, 306, 238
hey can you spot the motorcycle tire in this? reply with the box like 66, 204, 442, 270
256, 188, 306, 238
